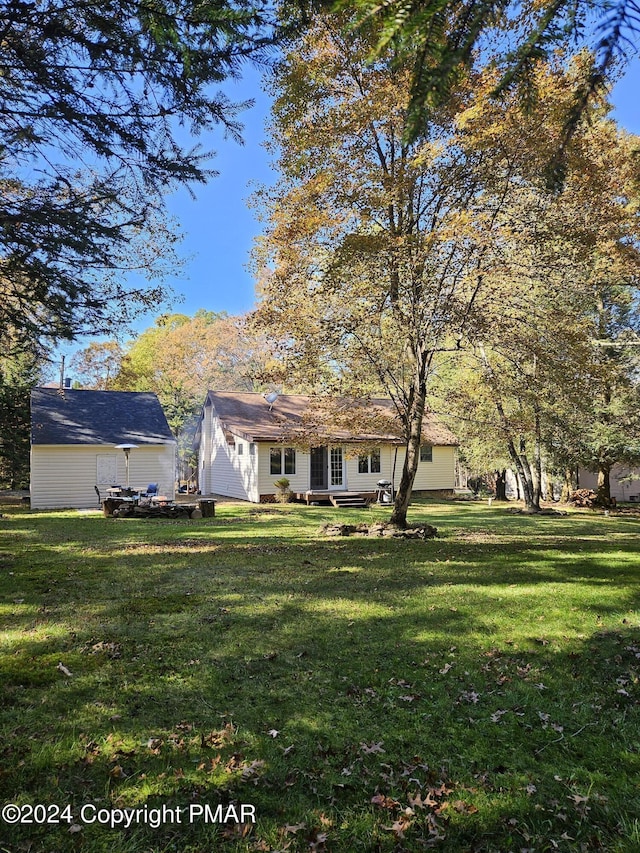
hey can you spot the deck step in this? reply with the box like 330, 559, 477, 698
329, 493, 368, 509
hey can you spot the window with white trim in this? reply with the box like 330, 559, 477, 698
270, 446, 296, 475
357, 448, 381, 474
420, 444, 433, 462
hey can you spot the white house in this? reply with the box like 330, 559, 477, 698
578, 465, 640, 503
195, 391, 459, 503
30, 388, 176, 509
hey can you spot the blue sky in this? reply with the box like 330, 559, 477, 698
56, 57, 640, 369
162, 65, 273, 319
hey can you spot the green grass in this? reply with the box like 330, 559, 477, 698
0, 498, 639, 852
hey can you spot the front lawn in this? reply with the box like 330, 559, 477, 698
0, 498, 639, 852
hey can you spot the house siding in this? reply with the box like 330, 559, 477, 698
408, 445, 457, 491
202, 411, 259, 501
345, 445, 395, 491
30, 444, 176, 509
199, 404, 457, 503
578, 465, 640, 502
257, 442, 310, 497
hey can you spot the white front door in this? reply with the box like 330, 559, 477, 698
329, 446, 345, 489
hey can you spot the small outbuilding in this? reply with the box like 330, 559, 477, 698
30, 388, 176, 509
195, 390, 459, 503
577, 464, 640, 503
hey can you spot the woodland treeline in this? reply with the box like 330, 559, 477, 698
1, 1, 639, 521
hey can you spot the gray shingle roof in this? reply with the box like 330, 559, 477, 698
31, 388, 175, 446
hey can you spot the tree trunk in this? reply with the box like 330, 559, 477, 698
495, 469, 507, 500
543, 472, 555, 502
390, 366, 428, 528
533, 410, 543, 507
560, 468, 575, 503
514, 473, 521, 500
389, 432, 421, 528
516, 452, 541, 512
596, 463, 612, 506
491, 399, 540, 512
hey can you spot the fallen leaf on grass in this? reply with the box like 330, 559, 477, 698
385, 818, 412, 838
309, 831, 328, 851
241, 759, 266, 781
439, 663, 453, 675
360, 741, 385, 754
458, 690, 480, 704
267, 729, 280, 738
568, 794, 589, 805
57, 662, 73, 677
371, 793, 399, 809
407, 791, 429, 810
451, 800, 479, 814
201, 723, 235, 748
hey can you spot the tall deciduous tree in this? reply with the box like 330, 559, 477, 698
69, 342, 126, 390
253, 16, 619, 524
104, 309, 273, 434
435, 116, 640, 508
581, 287, 640, 502
0, 0, 273, 352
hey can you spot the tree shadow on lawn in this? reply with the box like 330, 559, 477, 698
2, 518, 639, 704
2, 503, 640, 851
2, 604, 639, 852
5, 499, 638, 613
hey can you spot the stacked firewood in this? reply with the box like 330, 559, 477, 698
569, 489, 615, 508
